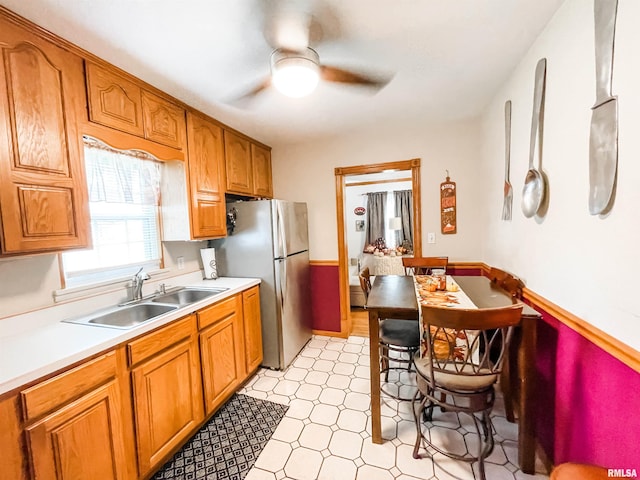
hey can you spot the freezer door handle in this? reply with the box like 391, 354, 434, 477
276, 258, 287, 311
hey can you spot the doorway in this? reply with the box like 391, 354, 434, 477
334, 159, 422, 336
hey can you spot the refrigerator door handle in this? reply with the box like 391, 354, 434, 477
275, 201, 287, 259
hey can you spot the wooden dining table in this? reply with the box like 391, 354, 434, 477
366, 274, 540, 474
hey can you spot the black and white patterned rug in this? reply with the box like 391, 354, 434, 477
153, 394, 288, 480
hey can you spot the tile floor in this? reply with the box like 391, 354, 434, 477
240, 335, 550, 480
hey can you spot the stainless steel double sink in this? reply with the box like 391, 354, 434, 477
63, 287, 229, 330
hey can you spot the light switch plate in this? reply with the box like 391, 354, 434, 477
177, 256, 185, 270
427, 232, 436, 244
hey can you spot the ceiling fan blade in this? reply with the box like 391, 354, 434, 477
320, 65, 391, 90
226, 76, 272, 106
262, 0, 312, 51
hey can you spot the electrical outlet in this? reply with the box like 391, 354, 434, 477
177, 256, 185, 270
427, 232, 436, 244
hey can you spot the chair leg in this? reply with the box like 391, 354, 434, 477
439, 392, 447, 412
412, 391, 428, 459
471, 411, 495, 480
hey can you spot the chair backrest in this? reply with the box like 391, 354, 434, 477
359, 267, 372, 303
488, 267, 525, 299
402, 256, 448, 275
420, 303, 523, 383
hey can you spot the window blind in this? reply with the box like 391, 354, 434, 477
62, 138, 162, 286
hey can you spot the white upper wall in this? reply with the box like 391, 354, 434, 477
272, 118, 485, 261
481, 0, 640, 350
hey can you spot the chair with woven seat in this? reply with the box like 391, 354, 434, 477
402, 256, 448, 275
412, 302, 524, 480
360, 267, 420, 400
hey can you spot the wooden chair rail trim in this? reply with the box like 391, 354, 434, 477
309, 260, 339, 266
523, 287, 640, 374
327, 255, 636, 373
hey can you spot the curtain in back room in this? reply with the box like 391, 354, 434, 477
394, 189, 413, 249
365, 191, 387, 249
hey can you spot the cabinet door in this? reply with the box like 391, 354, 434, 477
243, 286, 263, 373
131, 336, 204, 477
85, 61, 144, 136
200, 311, 244, 415
224, 130, 253, 195
141, 91, 186, 150
0, 18, 90, 254
186, 112, 227, 238
26, 380, 131, 480
252, 144, 273, 198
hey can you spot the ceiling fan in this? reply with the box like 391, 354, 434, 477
232, 0, 392, 101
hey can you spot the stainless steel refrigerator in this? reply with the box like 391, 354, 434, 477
211, 199, 312, 369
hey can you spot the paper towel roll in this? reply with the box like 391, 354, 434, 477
200, 248, 218, 279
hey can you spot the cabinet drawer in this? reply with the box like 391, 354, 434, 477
198, 294, 241, 330
127, 315, 195, 366
21, 351, 117, 422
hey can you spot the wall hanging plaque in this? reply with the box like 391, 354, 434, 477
440, 172, 457, 234
354, 206, 366, 216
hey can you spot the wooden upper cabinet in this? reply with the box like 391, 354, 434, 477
252, 144, 273, 198
141, 90, 186, 150
186, 111, 227, 238
224, 130, 253, 195
0, 16, 90, 254
85, 61, 144, 136
225, 131, 273, 198
86, 61, 186, 150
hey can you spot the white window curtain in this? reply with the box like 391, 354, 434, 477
62, 138, 162, 285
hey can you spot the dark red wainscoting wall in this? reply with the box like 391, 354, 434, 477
526, 302, 640, 469
479, 268, 640, 468
309, 263, 341, 332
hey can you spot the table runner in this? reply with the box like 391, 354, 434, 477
413, 275, 478, 358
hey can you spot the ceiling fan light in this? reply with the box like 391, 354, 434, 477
271, 48, 320, 98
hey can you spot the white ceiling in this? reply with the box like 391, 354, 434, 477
1, 0, 565, 147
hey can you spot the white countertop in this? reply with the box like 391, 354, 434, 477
0, 275, 260, 396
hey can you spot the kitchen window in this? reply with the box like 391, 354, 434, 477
61, 137, 162, 288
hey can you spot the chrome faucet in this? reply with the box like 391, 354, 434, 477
131, 268, 150, 301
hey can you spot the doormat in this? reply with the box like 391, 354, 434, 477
153, 394, 288, 480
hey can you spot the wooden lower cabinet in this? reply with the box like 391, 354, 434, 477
26, 380, 130, 480
199, 296, 244, 415
3, 286, 262, 480
129, 315, 204, 478
20, 350, 135, 480
242, 286, 263, 373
